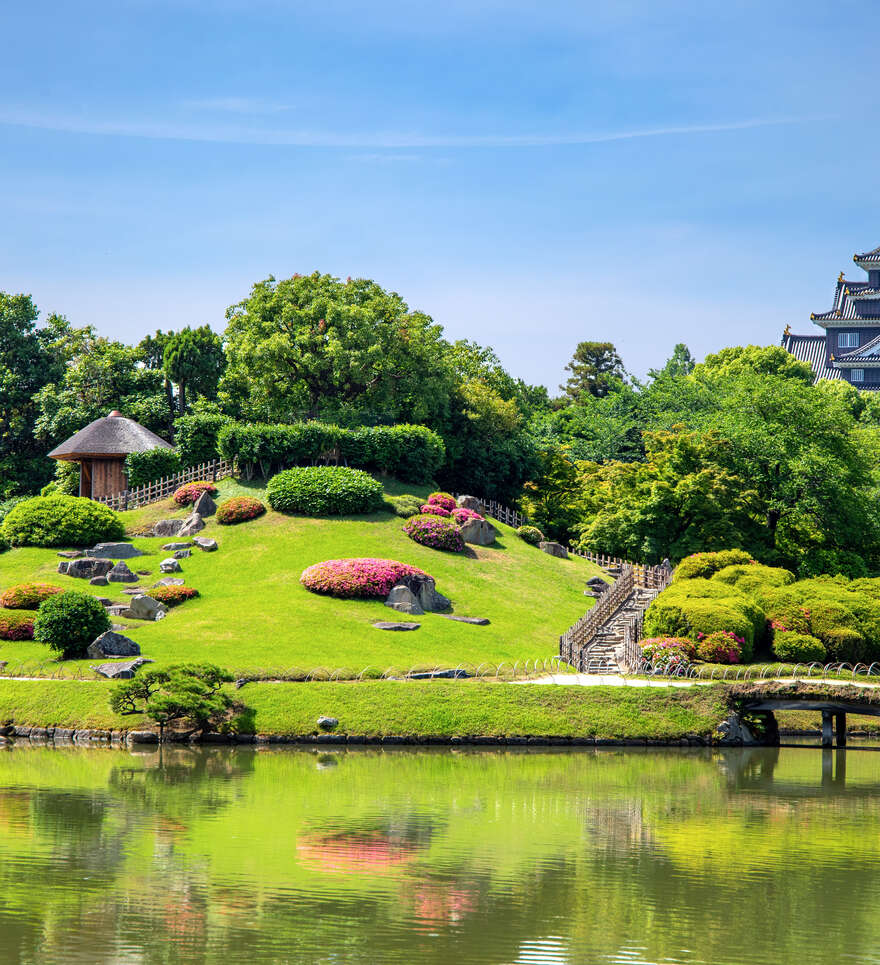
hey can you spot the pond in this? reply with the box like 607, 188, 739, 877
0, 743, 876, 964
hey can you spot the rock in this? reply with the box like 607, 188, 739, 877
61, 557, 114, 580
89, 542, 143, 559
393, 573, 450, 613
136, 570, 150, 576
108, 561, 138, 583
152, 519, 184, 537
57, 550, 83, 559
159, 558, 182, 573
152, 577, 184, 587
460, 517, 497, 546
96, 597, 113, 606
93, 658, 152, 680
120, 595, 168, 622
87, 630, 141, 659
128, 731, 159, 744
317, 716, 339, 731
173, 549, 191, 559
192, 536, 218, 552
440, 615, 490, 625
456, 495, 487, 515
409, 668, 471, 678
89, 575, 109, 586
538, 541, 568, 559
373, 621, 420, 631
384, 585, 425, 616
177, 512, 205, 537
121, 587, 144, 595
716, 714, 759, 746
193, 491, 216, 517
162, 541, 192, 551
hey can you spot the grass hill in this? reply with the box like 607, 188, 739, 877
0, 478, 604, 679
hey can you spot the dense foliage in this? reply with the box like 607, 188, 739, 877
517, 525, 545, 545
125, 447, 180, 488
385, 494, 423, 518
0, 583, 63, 610
0, 610, 35, 640
216, 496, 266, 525
2, 495, 124, 547
427, 492, 456, 511
173, 413, 230, 466
403, 514, 466, 552
33, 591, 111, 658
266, 466, 384, 516
300, 558, 432, 599
173, 481, 219, 506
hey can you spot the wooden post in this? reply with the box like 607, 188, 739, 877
835, 712, 846, 748
822, 710, 833, 748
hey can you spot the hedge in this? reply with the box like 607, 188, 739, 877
218, 421, 445, 483
266, 466, 384, 516
174, 414, 231, 466
674, 549, 756, 582
125, 447, 181, 487
2, 496, 124, 548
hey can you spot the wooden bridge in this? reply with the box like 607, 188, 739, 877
737, 690, 880, 748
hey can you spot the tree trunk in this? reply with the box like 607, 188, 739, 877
179, 380, 186, 417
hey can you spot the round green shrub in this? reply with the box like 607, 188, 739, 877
712, 564, 795, 600
517, 525, 545, 545
820, 627, 868, 663
674, 549, 756, 582
385, 494, 423, 518
33, 591, 111, 659
2, 495, 124, 548
403, 514, 466, 552
266, 466, 384, 516
773, 631, 826, 663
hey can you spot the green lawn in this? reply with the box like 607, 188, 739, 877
0, 477, 604, 678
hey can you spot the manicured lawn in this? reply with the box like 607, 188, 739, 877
0, 478, 604, 678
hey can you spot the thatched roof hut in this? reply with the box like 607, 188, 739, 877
48, 410, 173, 499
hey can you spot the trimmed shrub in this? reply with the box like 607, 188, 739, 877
301, 558, 432, 600
2, 496, 124, 548
452, 507, 484, 525
0, 496, 27, 525
640, 637, 696, 670
0, 610, 35, 641
712, 564, 796, 600
517, 525, 545, 545
403, 514, 466, 552
174, 414, 231, 466
385, 494, 423, 518
173, 481, 219, 506
421, 503, 451, 517
125, 447, 180, 487
427, 492, 456, 512
674, 549, 756, 582
33, 591, 111, 659
0, 583, 64, 610
41, 460, 80, 497
821, 627, 868, 663
694, 630, 744, 664
147, 586, 200, 607
773, 631, 826, 663
267, 466, 384, 516
216, 496, 266, 525
763, 597, 812, 635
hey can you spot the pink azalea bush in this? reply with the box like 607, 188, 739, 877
427, 492, 456, 512
421, 503, 451, 517
403, 514, 465, 552
694, 630, 744, 664
640, 637, 696, 671
451, 507, 484, 525
301, 558, 432, 599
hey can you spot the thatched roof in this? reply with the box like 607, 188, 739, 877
48, 411, 173, 461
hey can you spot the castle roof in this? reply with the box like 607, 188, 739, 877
810, 277, 880, 325
781, 333, 840, 384
854, 245, 880, 265
48, 411, 173, 461
834, 333, 880, 363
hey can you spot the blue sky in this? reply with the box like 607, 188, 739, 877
2, 0, 879, 389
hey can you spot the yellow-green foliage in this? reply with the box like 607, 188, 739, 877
712, 563, 795, 600
673, 549, 755, 582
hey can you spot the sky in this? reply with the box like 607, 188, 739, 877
2, 0, 880, 390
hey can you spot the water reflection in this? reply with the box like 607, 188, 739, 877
0, 745, 879, 964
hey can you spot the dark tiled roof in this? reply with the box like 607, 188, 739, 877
835, 333, 880, 361
854, 245, 880, 262
812, 278, 880, 321
781, 333, 841, 383
48, 414, 173, 460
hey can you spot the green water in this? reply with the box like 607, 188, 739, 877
0, 744, 877, 964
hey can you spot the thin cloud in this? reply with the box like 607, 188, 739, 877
181, 96, 293, 114
0, 109, 830, 148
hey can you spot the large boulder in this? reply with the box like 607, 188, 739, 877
173, 549, 191, 559
393, 573, 450, 613
460, 517, 497, 546
120, 595, 168, 622
193, 491, 216, 517
538, 541, 568, 559
384, 585, 425, 616
152, 577, 184, 587
89, 542, 143, 559
89, 575, 109, 586
192, 536, 218, 552
152, 519, 184, 537
456, 494, 487, 515
93, 658, 153, 680
86, 630, 141, 659
177, 513, 205, 537
108, 561, 138, 583
159, 558, 182, 573
59, 557, 114, 580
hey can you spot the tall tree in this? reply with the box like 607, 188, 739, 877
560, 341, 625, 401
163, 325, 225, 417
648, 343, 696, 380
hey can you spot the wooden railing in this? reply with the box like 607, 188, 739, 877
559, 565, 634, 670
94, 459, 234, 511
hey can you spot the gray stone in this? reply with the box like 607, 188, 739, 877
128, 731, 159, 744
440, 614, 490, 625
62, 557, 114, 580
86, 630, 141, 659
586, 576, 608, 589
56, 550, 83, 559
89, 575, 109, 586
152, 519, 184, 537
460, 517, 497, 546
373, 621, 420, 631
408, 668, 471, 678
192, 536, 218, 552
716, 714, 759, 746
177, 512, 205, 537
95, 596, 113, 606
393, 573, 450, 613
456, 494, 486, 515
93, 658, 153, 679
89, 542, 144, 560
317, 716, 339, 731
159, 558, 182, 573
152, 577, 185, 587
162, 541, 193, 551
193, 491, 217, 517
120, 595, 168, 622
108, 560, 138, 583
173, 549, 191, 559
384, 585, 425, 616
121, 586, 144, 595
538, 541, 568, 559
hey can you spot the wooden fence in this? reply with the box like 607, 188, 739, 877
94, 459, 234, 511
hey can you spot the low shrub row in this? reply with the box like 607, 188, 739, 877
385, 494, 423, 518
267, 466, 384, 516
124, 448, 181, 488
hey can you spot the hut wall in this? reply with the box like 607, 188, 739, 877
90, 459, 127, 499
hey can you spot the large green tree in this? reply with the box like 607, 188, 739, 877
560, 341, 625, 401
163, 325, 225, 417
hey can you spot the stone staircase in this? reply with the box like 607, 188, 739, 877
578, 586, 660, 675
